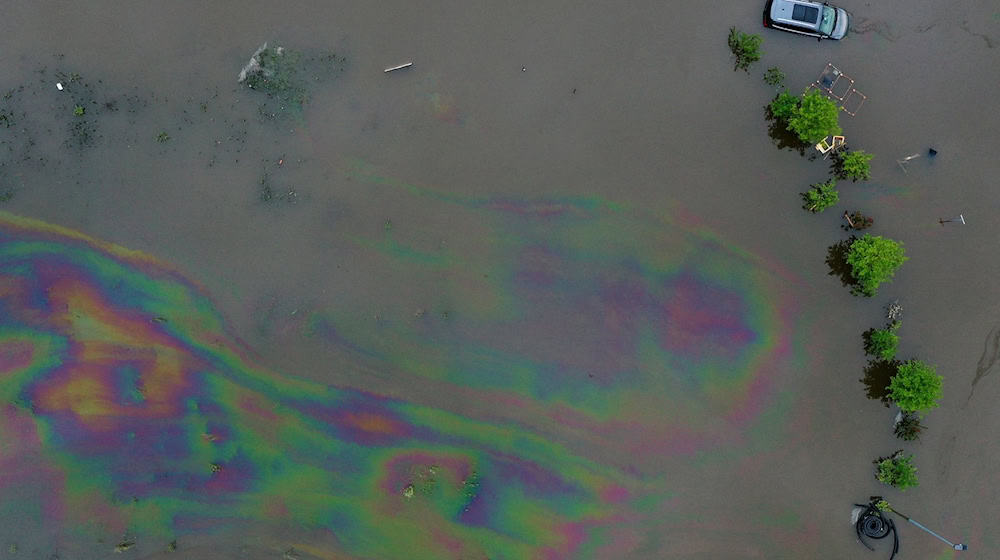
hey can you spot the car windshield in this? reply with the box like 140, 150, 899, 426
819, 6, 836, 35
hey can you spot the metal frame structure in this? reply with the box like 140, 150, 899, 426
808, 62, 867, 116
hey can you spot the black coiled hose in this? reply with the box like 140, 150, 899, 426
855, 501, 899, 560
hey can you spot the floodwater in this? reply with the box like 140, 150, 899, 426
0, 1, 998, 558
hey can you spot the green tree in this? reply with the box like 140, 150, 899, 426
838, 150, 874, 181
763, 67, 785, 89
769, 91, 799, 120
801, 179, 839, 213
874, 451, 918, 490
864, 321, 900, 360
728, 28, 762, 72
787, 89, 841, 144
846, 234, 907, 297
888, 359, 943, 412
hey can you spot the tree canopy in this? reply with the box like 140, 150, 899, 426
846, 234, 907, 296
787, 89, 842, 145
888, 359, 943, 412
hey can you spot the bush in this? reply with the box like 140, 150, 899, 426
888, 359, 943, 412
838, 150, 874, 181
763, 67, 785, 89
728, 28, 762, 72
769, 91, 799, 120
874, 451, 918, 490
846, 234, 907, 297
801, 179, 839, 213
894, 411, 926, 441
843, 210, 874, 230
864, 321, 900, 360
787, 89, 842, 145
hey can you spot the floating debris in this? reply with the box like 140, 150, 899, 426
384, 62, 413, 73
114, 540, 135, 553
886, 300, 902, 322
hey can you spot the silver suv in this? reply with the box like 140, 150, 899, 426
763, 0, 849, 40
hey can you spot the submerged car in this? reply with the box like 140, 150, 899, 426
763, 0, 850, 40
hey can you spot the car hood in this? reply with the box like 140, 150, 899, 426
831, 8, 849, 39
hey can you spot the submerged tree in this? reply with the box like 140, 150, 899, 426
888, 359, 943, 412
846, 234, 907, 297
801, 179, 839, 213
787, 89, 842, 145
874, 450, 918, 490
769, 90, 799, 120
837, 150, 874, 181
728, 28, 762, 72
894, 411, 926, 441
763, 66, 786, 89
864, 321, 900, 361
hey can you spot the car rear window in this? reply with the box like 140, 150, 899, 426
792, 4, 819, 23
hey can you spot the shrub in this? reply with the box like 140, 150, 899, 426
864, 321, 900, 360
843, 210, 874, 230
787, 89, 841, 145
769, 91, 799, 120
728, 28, 762, 72
874, 451, 918, 490
888, 359, 943, 412
801, 179, 839, 213
846, 234, 907, 297
763, 67, 785, 89
838, 150, 874, 181
894, 411, 926, 441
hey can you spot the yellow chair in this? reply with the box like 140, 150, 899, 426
815, 137, 833, 155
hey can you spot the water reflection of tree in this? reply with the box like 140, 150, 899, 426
763, 102, 811, 157
861, 359, 901, 405
825, 238, 858, 289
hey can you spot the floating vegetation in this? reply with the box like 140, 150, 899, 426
114, 540, 136, 553
156, 131, 170, 142
238, 42, 347, 120
258, 169, 297, 203
73, 105, 85, 116
461, 470, 481, 502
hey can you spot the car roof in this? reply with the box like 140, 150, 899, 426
770, 0, 824, 29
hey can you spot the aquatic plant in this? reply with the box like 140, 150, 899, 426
894, 411, 926, 441
728, 27, 762, 72
888, 359, 943, 412
864, 321, 900, 361
73, 105, 85, 116
801, 178, 838, 213
763, 67, 785, 89
787, 89, 841, 145
846, 234, 907, 297
156, 131, 170, 142
874, 450, 918, 490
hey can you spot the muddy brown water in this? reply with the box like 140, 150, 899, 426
1, 1, 998, 558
